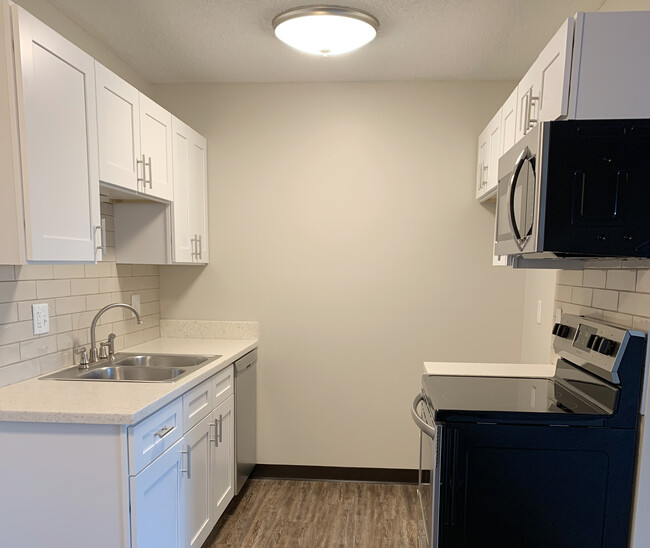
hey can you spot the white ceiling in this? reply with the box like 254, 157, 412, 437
46, 0, 606, 84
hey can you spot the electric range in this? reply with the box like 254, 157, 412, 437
412, 314, 647, 547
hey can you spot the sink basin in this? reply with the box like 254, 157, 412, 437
113, 354, 213, 368
40, 352, 221, 382
79, 366, 186, 381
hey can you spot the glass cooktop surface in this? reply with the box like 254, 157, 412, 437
422, 361, 616, 418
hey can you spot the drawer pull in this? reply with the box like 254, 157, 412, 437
154, 425, 174, 439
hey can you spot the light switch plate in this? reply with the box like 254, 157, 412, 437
32, 303, 49, 335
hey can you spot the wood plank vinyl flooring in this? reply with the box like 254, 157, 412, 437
203, 479, 420, 548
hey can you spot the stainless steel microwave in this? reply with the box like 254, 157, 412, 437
495, 119, 650, 259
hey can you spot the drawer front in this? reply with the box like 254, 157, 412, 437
211, 364, 234, 410
183, 378, 212, 433
129, 397, 183, 475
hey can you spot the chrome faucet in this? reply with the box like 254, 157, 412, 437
89, 303, 142, 364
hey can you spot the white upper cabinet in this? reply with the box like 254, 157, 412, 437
516, 17, 574, 142
140, 94, 174, 201
475, 108, 501, 202
10, 4, 101, 262
95, 62, 140, 193
171, 117, 209, 264
500, 87, 518, 155
568, 11, 650, 119
96, 65, 174, 201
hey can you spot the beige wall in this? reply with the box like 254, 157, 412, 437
520, 269, 557, 363
600, 0, 650, 10
13, 0, 153, 94
153, 81, 529, 468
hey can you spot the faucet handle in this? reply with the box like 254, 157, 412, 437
99, 333, 117, 360
99, 341, 109, 359
75, 346, 89, 369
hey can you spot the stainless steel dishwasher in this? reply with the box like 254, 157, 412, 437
234, 348, 257, 494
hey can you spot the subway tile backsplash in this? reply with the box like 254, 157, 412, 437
0, 201, 161, 388
555, 259, 650, 331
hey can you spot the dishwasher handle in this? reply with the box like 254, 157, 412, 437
235, 349, 257, 374
412, 393, 437, 439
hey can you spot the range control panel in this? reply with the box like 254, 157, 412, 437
552, 314, 631, 384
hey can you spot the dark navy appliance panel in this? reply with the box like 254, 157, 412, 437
542, 120, 650, 257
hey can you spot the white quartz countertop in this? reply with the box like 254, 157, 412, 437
424, 361, 556, 377
0, 338, 258, 425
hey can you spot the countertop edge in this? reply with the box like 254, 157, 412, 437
0, 338, 258, 425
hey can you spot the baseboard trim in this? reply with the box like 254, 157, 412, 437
250, 464, 418, 484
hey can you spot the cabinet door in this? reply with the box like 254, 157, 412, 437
475, 126, 489, 200
95, 62, 140, 192
536, 18, 573, 124
515, 63, 540, 143
500, 87, 518, 155
211, 395, 234, 523
189, 128, 209, 263
130, 437, 185, 548
140, 94, 173, 201
12, 5, 101, 262
516, 17, 573, 141
476, 109, 501, 202
171, 117, 209, 264
184, 415, 213, 548
485, 111, 502, 197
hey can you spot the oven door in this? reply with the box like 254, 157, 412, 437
412, 392, 442, 548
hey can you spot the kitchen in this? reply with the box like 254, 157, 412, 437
0, 0, 649, 547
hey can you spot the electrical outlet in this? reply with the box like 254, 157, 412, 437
32, 303, 50, 335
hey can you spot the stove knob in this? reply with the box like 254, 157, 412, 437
552, 323, 561, 335
598, 338, 616, 356
587, 334, 598, 349
591, 336, 604, 351
558, 324, 571, 339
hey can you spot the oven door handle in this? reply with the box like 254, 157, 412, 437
411, 393, 437, 439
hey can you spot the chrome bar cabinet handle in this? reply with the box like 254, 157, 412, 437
136, 154, 146, 189
180, 447, 190, 477
154, 425, 174, 439
209, 419, 217, 444
145, 156, 152, 188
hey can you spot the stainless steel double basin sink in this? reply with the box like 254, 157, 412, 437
41, 353, 220, 383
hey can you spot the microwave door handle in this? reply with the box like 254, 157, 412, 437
509, 147, 530, 250
412, 393, 437, 439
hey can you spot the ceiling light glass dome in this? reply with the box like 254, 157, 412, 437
272, 5, 379, 57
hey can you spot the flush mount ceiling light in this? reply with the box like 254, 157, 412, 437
272, 5, 379, 57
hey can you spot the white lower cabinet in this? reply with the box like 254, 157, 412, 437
130, 437, 185, 548
184, 387, 235, 548
0, 363, 239, 548
185, 414, 213, 548
129, 365, 235, 548
211, 396, 235, 521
